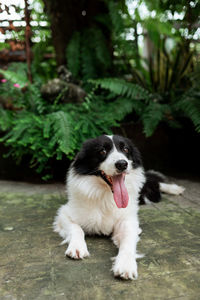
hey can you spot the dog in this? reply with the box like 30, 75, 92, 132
53, 135, 184, 280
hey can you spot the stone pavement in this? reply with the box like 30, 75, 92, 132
0, 178, 200, 300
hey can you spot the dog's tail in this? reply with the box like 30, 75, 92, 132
159, 182, 185, 196
139, 170, 185, 205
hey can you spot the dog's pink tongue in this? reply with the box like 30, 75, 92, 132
112, 174, 129, 208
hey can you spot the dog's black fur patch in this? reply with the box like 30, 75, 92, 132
139, 170, 165, 205
73, 135, 142, 175
112, 135, 142, 168
73, 135, 113, 175
73, 135, 164, 205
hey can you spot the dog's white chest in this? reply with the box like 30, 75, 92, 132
69, 200, 116, 235
84, 210, 114, 235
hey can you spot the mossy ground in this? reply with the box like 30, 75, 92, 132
0, 179, 200, 300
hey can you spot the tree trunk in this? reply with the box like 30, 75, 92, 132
43, 0, 109, 66
24, 0, 32, 83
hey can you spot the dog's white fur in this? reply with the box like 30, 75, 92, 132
54, 137, 145, 280
53, 135, 185, 280
160, 182, 185, 195
99, 138, 132, 176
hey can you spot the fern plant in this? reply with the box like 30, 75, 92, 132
66, 27, 112, 82
92, 77, 200, 136
0, 64, 147, 178
91, 78, 150, 100
0, 62, 200, 179
65, 0, 129, 82
174, 88, 200, 133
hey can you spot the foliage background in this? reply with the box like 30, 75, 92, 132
0, 0, 199, 179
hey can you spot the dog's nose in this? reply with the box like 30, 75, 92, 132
115, 160, 128, 172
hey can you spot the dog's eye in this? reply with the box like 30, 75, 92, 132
100, 149, 107, 156
123, 147, 129, 153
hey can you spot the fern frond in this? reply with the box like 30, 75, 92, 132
66, 32, 81, 77
175, 90, 200, 133
81, 36, 96, 80
43, 115, 52, 138
107, 97, 145, 120
91, 28, 111, 69
0, 108, 13, 131
91, 78, 150, 100
108, 1, 124, 34
142, 102, 170, 137
49, 111, 73, 154
0, 68, 28, 87
28, 84, 46, 114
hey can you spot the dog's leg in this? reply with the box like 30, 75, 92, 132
112, 219, 140, 280
54, 205, 89, 259
64, 223, 90, 259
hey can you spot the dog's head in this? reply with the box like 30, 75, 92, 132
73, 135, 142, 208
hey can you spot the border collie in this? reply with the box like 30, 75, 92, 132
54, 135, 184, 280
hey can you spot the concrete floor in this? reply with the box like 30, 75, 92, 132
0, 178, 200, 300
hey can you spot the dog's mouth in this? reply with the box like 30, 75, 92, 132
100, 171, 129, 208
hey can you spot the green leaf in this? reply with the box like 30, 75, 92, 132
0, 69, 28, 87
66, 32, 81, 77
49, 111, 73, 154
142, 102, 169, 137
91, 78, 150, 100
175, 90, 200, 133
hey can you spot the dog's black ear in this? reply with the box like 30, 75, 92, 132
73, 150, 88, 175
73, 147, 90, 175
72, 139, 98, 175
125, 137, 142, 168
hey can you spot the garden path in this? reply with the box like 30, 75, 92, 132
0, 178, 200, 300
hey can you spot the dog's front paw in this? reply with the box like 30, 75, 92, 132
112, 254, 138, 280
65, 242, 90, 259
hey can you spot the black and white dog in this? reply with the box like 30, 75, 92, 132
54, 135, 184, 280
